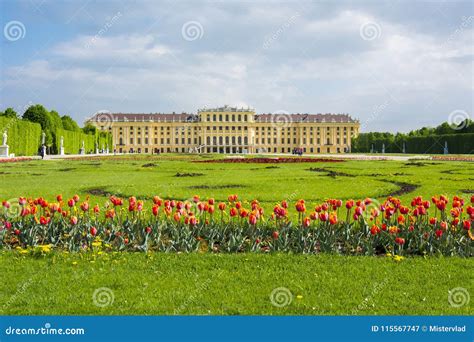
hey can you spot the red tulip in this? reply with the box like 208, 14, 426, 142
272, 231, 279, 239
435, 229, 443, 238
39, 216, 49, 225
90, 226, 97, 236
303, 217, 311, 227
345, 200, 354, 209
218, 202, 226, 211
394, 237, 405, 245
370, 225, 380, 235
463, 220, 471, 230
70, 216, 78, 225
145, 226, 152, 234
14, 229, 20, 235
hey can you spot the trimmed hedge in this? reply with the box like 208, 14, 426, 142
353, 133, 474, 154
55, 129, 112, 155
0, 117, 42, 156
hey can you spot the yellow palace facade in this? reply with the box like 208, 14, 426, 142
87, 106, 360, 154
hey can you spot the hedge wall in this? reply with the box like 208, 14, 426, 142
354, 133, 474, 154
55, 129, 112, 154
0, 117, 42, 156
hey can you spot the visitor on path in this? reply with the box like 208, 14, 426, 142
40, 145, 46, 159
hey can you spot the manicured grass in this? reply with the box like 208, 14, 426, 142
0, 252, 472, 315
0, 154, 473, 213
0, 155, 473, 315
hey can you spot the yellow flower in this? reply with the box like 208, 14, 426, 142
296, 295, 303, 300
38, 244, 52, 253
393, 255, 404, 262
72, 261, 78, 266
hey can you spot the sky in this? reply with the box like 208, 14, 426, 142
0, 0, 473, 132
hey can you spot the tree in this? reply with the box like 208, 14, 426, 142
23, 105, 54, 145
49, 110, 63, 131
83, 123, 97, 135
61, 115, 81, 131
1, 107, 18, 118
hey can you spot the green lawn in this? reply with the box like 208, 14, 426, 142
0, 252, 472, 315
1, 154, 473, 212
0, 154, 473, 315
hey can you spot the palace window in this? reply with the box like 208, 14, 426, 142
238, 115, 241, 121
219, 114, 222, 121
130, 138, 134, 144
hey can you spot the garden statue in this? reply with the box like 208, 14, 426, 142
443, 141, 448, 155
0, 131, 9, 157
60, 136, 65, 155
80, 140, 85, 155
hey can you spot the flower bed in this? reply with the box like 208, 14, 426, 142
432, 155, 474, 162
0, 157, 34, 163
1, 194, 472, 256
196, 157, 345, 163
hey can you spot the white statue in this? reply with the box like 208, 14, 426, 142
60, 136, 64, 148
2, 131, 7, 145
41, 132, 46, 145
82, 140, 85, 149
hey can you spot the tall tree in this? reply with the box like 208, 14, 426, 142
1, 107, 18, 118
23, 104, 54, 144
61, 115, 81, 131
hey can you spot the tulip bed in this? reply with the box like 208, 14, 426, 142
0, 155, 473, 315
1, 193, 472, 256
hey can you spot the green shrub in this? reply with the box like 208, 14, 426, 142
353, 133, 474, 154
0, 117, 42, 156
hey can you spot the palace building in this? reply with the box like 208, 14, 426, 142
87, 106, 360, 154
